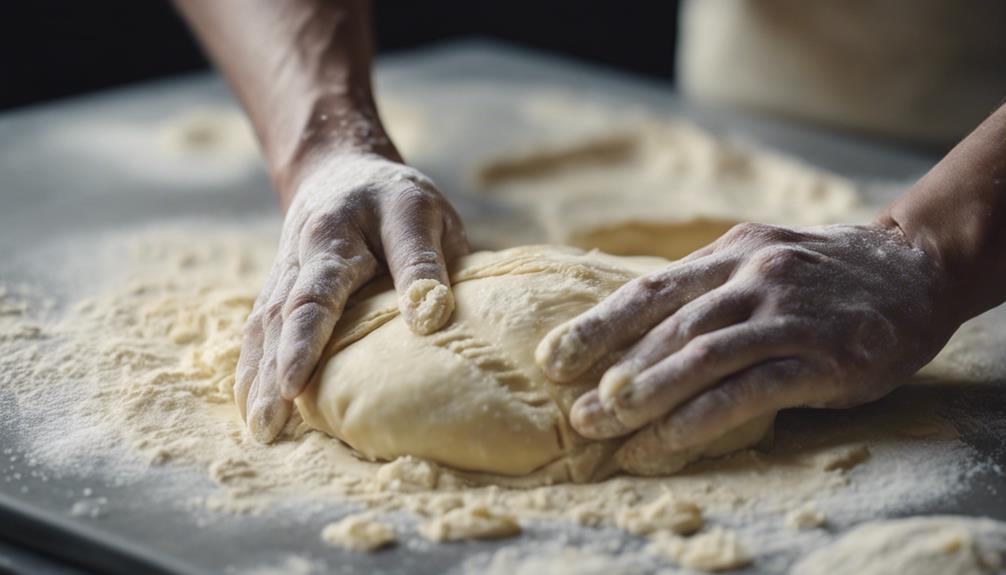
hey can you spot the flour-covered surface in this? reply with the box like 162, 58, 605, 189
1, 42, 1004, 575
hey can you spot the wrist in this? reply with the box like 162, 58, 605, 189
274, 94, 402, 208
874, 208, 968, 329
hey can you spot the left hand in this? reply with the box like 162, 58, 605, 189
535, 222, 956, 468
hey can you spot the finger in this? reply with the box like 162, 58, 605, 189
246, 264, 299, 443
598, 286, 759, 404
536, 254, 736, 383
616, 359, 812, 473
277, 248, 378, 400
571, 320, 810, 438
381, 187, 456, 335
234, 260, 287, 421
234, 319, 263, 422
440, 202, 472, 261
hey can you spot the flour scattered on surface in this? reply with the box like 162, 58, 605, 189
0, 219, 1000, 573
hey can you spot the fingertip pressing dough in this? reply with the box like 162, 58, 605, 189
296, 246, 775, 483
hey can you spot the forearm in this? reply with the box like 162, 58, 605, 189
174, 0, 397, 204
879, 102, 1006, 323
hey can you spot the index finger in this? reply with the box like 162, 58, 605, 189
535, 254, 736, 383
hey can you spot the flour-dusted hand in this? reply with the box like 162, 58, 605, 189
536, 222, 957, 468
236, 155, 469, 442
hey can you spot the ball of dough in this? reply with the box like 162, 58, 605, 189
296, 246, 772, 482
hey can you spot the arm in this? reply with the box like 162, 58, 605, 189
536, 104, 1006, 473
174, 0, 397, 203
881, 103, 1006, 323
176, 0, 469, 442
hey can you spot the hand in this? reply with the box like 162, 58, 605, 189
536, 222, 955, 469
236, 154, 469, 442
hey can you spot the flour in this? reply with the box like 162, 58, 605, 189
0, 219, 999, 572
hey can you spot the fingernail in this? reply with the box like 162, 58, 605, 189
535, 324, 588, 382
247, 399, 287, 444
401, 279, 454, 335
598, 366, 635, 406
571, 393, 630, 439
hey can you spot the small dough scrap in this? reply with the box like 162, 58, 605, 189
418, 505, 521, 542
651, 527, 752, 572
792, 516, 1006, 575
321, 514, 396, 552
297, 246, 774, 482
400, 279, 454, 335
818, 444, 871, 471
785, 503, 827, 530
616, 493, 704, 536
373, 456, 444, 493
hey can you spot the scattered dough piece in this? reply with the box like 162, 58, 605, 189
321, 514, 396, 552
650, 527, 752, 572
616, 493, 704, 536
418, 505, 521, 542
791, 515, 1006, 575
374, 456, 443, 492
297, 246, 774, 483
818, 444, 871, 471
785, 503, 827, 530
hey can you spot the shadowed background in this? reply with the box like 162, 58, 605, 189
0, 1, 679, 111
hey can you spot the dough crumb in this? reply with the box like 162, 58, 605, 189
400, 279, 454, 335
785, 503, 827, 530
374, 456, 446, 492
818, 444, 871, 471
616, 493, 704, 535
418, 505, 521, 542
650, 527, 752, 572
321, 514, 396, 552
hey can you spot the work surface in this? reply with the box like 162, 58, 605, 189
1, 41, 1004, 575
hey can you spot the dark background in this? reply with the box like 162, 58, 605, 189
0, 1, 679, 112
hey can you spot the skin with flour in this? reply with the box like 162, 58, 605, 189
174, 0, 469, 442
176, 0, 1006, 467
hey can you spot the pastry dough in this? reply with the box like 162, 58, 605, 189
297, 246, 772, 482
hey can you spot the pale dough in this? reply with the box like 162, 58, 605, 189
296, 246, 774, 482
320, 514, 396, 552
418, 505, 521, 542
791, 516, 1006, 575
649, 527, 752, 571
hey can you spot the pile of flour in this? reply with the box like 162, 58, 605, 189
1, 218, 1001, 572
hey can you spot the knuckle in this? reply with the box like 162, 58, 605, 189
723, 222, 768, 244
263, 299, 286, 324
393, 184, 440, 211
751, 245, 808, 276
687, 335, 718, 366
632, 273, 671, 299
304, 213, 354, 245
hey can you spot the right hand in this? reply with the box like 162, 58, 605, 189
235, 154, 469, 443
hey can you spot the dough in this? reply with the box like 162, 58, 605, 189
791, 516, 1006, 575
476, 103, 868, 260
418, 505, 521, 542
320, 514, 396, 552
649, 527, 752, 571
297, 246, 773, 482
